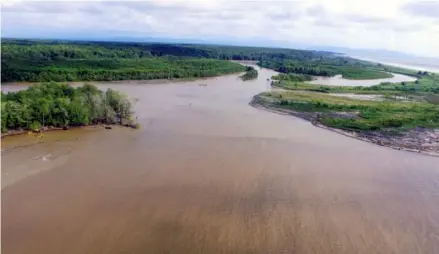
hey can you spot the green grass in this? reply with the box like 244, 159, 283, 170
273, 71, 439, 95
268, 68, 439, 132
273, 81, 400, 95
259, 91, 439, 132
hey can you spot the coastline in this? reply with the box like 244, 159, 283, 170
250, 96, 439, 157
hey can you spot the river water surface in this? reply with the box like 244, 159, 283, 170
2, 66, 439, 254
309, 73, 417, 86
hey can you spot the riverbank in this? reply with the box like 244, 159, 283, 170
308, 73, 416, 87
273, 70, 439, 95
1, 71, 245, 87
1, 66, 250, 94
1, 82, 139, 136
251, 93, 439, 157
1, 122, 138, 139
3, 60, 439, 254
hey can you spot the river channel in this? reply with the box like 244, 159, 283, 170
309, 73, 417, 86
2, 65, 439, 254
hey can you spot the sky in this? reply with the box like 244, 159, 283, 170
2, 0, 439, 58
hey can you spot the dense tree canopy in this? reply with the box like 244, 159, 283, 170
1, 83, 135, 133
2, 39, 334, 61
272, 73, 313, 82
1, 57, 246, 82
2, 39, 427, 83
240, 66, 258, 81
2, 39, 396, 82
259, 58, 394, 80
2, 40, 266, 82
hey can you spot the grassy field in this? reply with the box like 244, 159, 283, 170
257, 91, 439, 132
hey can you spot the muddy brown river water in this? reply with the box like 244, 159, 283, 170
2, 66, 439, 254
309, 73, 417, 86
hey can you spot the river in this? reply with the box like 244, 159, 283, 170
308, 73, 417, 86
2, 65, 439, 254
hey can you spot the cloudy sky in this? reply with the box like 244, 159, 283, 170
2, 0, 439, 57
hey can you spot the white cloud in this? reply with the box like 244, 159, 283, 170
1, 0, 439, 57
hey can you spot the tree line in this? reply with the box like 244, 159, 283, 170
1, 39, 341, 82
2, 57, 246, 82
272, 73, 313, 82
258, 58, 394, 80
2, 39, 414, 83
1, 83, 136, 133
2, 39, 335, 61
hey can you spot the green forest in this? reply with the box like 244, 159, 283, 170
1, 40, 256, 82
259, 59, 393, 80
2, 39, 360, 83
3, 39, 432, 85
1, 83, 136, 133
272, 73, 313, 82
1, 39, 334, 61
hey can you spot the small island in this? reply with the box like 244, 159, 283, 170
240, 66, 259, 81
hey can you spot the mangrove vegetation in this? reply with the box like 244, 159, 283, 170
2, 39, 368, 83
240, 66, 259, 81
1, 40, 255, 82
1, 82, 137, 134
259, 59, 394, 80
